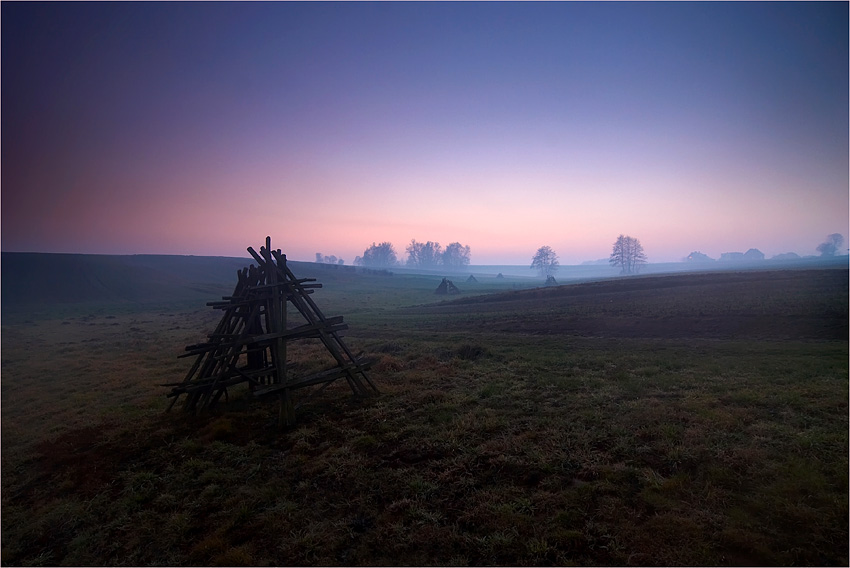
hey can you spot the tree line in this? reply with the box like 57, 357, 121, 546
533, 232, 846, 279
688, 234, 845, 263
354, 239, 471, 270
350, 232, 845, 277
531, 235, 647, 278
315, 253, 345, 265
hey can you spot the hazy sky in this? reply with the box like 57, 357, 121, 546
3, 2, 847, 265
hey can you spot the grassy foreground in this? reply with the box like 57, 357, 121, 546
1, 267, 847, 566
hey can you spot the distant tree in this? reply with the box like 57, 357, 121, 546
531, 246, 559, 278
816, 233, 845, 257
356, 242, 397, 267
609, 235, 647, 274
316, 253, 343, 264
406, 240, 422, 266
686, 251, 713, 262
443, 242, 471, 270
610, 235, 629, 272
406, 239, 443, 268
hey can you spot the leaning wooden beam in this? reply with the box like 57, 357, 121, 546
179, 317, 349, 357
174, 299, 262, 411
270, 252, 363, 386
251, 359, 373, 396
270, 248, 377, 392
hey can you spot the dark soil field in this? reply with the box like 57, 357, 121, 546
414, 269, 848, 341
1, 257, 847, 566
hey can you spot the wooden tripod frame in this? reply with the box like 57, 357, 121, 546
165, 237, 377, 425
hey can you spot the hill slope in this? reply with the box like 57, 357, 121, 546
0, 252, 337, 305
411, 268, 849, 341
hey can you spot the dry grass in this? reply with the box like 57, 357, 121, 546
2, 268, 847, 566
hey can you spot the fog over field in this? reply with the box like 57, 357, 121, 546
3, 251, 847, 308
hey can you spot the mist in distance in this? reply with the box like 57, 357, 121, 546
311, 233, 848, 282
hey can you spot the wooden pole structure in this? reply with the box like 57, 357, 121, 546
165, 237, 376, 426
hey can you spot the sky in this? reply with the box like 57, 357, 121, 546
2, 1, 848, 265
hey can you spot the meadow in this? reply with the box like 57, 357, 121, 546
1, 261, 847, 566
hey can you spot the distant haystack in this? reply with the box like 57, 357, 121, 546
435, 278, 460, 295
466, 274, 478, 283
496, 273, 504, 279
545, 275, 558, 286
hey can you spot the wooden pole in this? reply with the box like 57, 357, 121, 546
262, 242, 292, 427
278, 253, 292, 426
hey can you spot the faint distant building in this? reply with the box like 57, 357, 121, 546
771, 252, 800, 261
581, 259, 610, 266
686, 251, 714, 262
720, 249, 764, 262
719, 252, 745, 262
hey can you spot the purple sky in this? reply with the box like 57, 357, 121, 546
3, 2, 847, 265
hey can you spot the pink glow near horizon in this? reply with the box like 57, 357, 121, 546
5, 150, 845, 265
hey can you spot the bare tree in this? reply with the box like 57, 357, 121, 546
356, 242, 397, 267
816, 233, 845, 257
531, 246, 559, 278
609, 235, 647, 274
442, 242, 471, 270
406, 239, 443, 268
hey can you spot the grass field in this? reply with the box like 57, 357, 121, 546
1, 263, 847, 566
